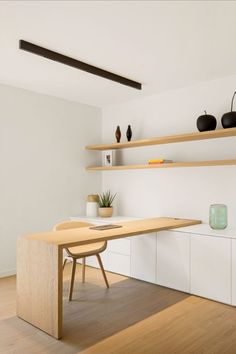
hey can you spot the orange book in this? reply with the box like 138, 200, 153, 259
148, 159, 164, 163
148, 159, 173, 164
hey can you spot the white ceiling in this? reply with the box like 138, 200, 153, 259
0, 1, 236, 107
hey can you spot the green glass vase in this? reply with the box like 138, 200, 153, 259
209, 204, 227, 230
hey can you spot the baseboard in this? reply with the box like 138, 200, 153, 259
0, 269, 16, 278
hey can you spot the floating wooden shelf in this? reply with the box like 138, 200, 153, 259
86, 159, 236, 171
85, 127, 236, 151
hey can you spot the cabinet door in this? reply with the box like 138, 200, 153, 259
107, 238, 131, 255
130, 233, 156, 283
156, 231, 190, 292
191, 234, 231, 304
232, 240, 236, 306
107, 252, 130, 276
231, 239, 236, 306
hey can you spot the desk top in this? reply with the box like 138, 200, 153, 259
24, 217, 201, 248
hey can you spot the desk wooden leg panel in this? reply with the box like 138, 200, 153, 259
17, 238, 63, 339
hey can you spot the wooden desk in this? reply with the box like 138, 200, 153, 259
17, 217, 201, 339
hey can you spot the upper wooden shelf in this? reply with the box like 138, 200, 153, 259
85, 127, 236, 151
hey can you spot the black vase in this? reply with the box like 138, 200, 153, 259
221, 91, 236, 128
126, 125, 132, 141
196, 111, 217, 132
115, 126, 121, 143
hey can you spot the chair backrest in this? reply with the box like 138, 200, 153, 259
53, 220, 94, 231
53, 220, 107, 257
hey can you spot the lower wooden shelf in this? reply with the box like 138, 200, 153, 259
86, 159, 236, 171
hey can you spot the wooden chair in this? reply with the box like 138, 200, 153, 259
53, 220, 109, 301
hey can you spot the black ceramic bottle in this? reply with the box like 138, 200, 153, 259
126, 125, 132, 141
196, 111, 217, 132
221, 91, 236, 128
115, 126, 121, 143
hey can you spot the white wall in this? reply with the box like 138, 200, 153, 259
2, 75, 236, 278
0, 84, 102, 277
102, 75, 236, 227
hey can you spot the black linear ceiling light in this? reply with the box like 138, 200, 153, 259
19, 40, 142, 90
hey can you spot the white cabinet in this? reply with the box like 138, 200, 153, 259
231, 239, 236, 305
70, 216, 236, 307
108, 238, 131, 255
107, 253, 130, 276
190, 234, 231, 304
156, 231, 190, 292
106, 238, 131, 276
130, 233, 156, 283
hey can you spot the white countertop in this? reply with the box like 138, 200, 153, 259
174, 223, 236, 238
70, 215, 139, 223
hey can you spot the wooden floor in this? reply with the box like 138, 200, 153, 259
1, 265, 236, 354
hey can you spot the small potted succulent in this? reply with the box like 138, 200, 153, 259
98, 190, 116, 217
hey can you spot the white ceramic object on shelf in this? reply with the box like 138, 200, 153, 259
86, 195, 99, 217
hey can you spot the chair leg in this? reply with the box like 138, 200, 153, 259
62, 258, 67, 270
82, 257, 86, 283
69, 258, 77, 301
96, 254, 109, 288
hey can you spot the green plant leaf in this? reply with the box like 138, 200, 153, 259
98, 190, 116, 207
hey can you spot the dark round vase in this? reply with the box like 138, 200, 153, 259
221, 112, 236, 129
221, 91, 236, 129
196, 112, 217, 132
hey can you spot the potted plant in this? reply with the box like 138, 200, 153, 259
98, 190, 116, 217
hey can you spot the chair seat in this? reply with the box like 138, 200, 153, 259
67, 241, 107, 258
54, 221, 109, 300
